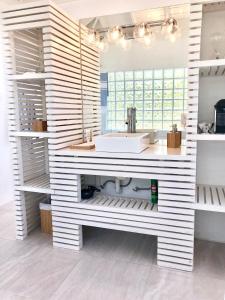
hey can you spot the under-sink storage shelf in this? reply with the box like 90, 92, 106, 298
17, 174, 52, 194
80, 194, 157, 214
194, 185, 225, 213
51, 193, 193, 239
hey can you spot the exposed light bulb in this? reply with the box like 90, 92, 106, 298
161, 18, 179, 43
87, 29, 97, 43
144, 32, 152, 46
137, 23, 146, 38
97, 38, 109, 52
119, 35, 130, 50
166, 18, 178, 34
169, 33, 176, 43
108, 26, 123, 42
134, 23, 149, 39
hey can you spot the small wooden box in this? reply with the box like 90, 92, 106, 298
40, 203, 52, 234
32, 120, 47, 132
167, 131, 182, 148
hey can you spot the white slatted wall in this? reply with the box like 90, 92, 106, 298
156, 2, 202, 271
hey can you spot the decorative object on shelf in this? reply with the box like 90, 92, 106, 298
86, 16, 179, 51
39, 200, 52, 234
197, 122, 214, 134
32, 119, 47, 132
69, 142, 95, 150
214, 99, 225, 133
81, 186, 100, 200
150, 179, 158, 204
167, 124, 181, 148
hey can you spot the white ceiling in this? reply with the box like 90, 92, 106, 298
0, 0, 76, 9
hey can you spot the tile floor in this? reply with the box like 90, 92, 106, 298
0, 202, 224, 300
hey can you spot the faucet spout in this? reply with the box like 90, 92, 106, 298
125, 107, 137, 133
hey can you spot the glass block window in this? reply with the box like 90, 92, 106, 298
106, 68, 187, 131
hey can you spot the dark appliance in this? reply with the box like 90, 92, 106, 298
81, 186, 100, 200
214, 99, 225, 133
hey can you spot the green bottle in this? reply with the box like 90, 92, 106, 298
151, 179, 158, 204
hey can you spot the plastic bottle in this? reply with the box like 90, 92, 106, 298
151, 179, 158, 204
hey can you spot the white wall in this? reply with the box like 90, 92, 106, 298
0, 21, 14, 205
101, 19, 188, 72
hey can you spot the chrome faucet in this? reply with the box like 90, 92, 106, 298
125, 107, 136, 133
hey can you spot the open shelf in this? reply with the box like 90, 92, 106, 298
80, 194, 157, 215
193, 59, 225, 68
13, 131, 50, 138
193, 59, 225, 77
194, 184, 225, 213
17, 174, 51, 194
195, 134, 225, 141
9, 73, 48, 81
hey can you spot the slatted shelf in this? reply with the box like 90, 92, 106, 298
191, 59, 225, 77
195, 134, 225, 141
17, 174, 52, 194
195, 184, 225, 212
9, 73, 48, 81
192, 59, 225, 68
13, 131, 50, 138
79, 194, 157, 215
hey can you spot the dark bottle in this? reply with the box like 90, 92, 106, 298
151, 179, 158, 204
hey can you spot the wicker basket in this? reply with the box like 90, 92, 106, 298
39, 203, 52, 234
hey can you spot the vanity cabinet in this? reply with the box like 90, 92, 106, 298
50, 147, 195, 271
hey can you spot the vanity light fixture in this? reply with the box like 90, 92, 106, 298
86, 17, 179, 51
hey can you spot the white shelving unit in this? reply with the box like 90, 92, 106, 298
192, 58, 225, 68
192, 59, 225, 77
17, 174, 52, 194
191, 0, 225, 215
2, 1, 95, 243
195, 185, 225, 212
13, 131, 51, 138
9, 73, 48, 81
195, 134, 225, 141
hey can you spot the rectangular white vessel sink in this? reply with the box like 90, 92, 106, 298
95, 132, 150, 153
